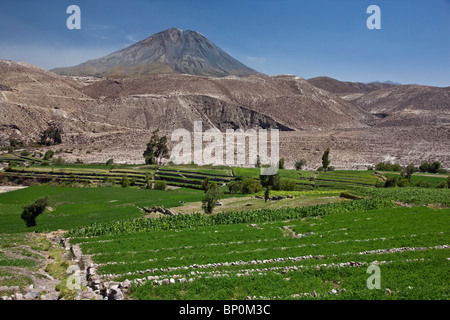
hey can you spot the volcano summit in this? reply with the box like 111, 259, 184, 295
52, 28, 258, 78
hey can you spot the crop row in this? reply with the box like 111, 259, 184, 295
66, 198, 394, 237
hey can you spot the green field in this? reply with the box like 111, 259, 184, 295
69, 205, 449, 300
0, 185, 204, 233
0, 161, 449, 300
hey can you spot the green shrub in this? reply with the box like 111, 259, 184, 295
154, 180, 167, 191
295, 160, 307, 170
241, 178, 262, 194
52, 156, 65, 166
120, 175, 130, 188
397, 178, 409, 187
20, 150, 31, 157
384, 176, 398, 188
375, 181, 385, 188
375, 162, 402, 172
21, 196, 49, 227
436, 181, 448, 189
227, 180, 242, 194
43, 150, 54, 161
106, 158, 114, 166
41, 160, 50, 166
415, 180, 432, 188
280, 179, 296, 191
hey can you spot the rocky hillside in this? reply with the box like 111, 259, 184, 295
1, 59, 449, 168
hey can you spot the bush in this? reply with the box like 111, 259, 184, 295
375, 162, 402, 172
43, 150, 55, 161
384, 176, 398, 188
120, 175, 130, 188
280, 179, 296, 191
436, 181, 448, 189
9, 139, 24, 148
227, 180, 242, 194
154, 180, 167, 190
20, 150, 31, 157
52, 156, 65, 166
106, 158, 114, 166
41, 160, 50, 166
419, 161, 442, 174
39, 125, 62, 145
317, 167, 324, 172
260, 172, 281, 191
201, 178, 210, 191
397, 178, 409, 187
21, 196, 49, 227
295, 159, 307, 170
415, 180, 432, 188
241, 178, 263, 194
375, 181, 385, 188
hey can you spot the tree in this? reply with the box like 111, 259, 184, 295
154, 180, 166, 190
260, 172, 281, 191
227, 180, 242, 194
295, 159, 307, 170
278, 158, 285, 170
40, 125, 62, 146
202, 183, 221, 214
322, 148, 331, 172
384, 176, 398, 188
201, 178, 210, 192
255, 155, 261, 168
43, 150, 55, 161
120, 175, 130, 188
264, 187, 270, 203
241, 178, 263, 194
280, 179, 296, 191
402, 164, 417, 181
21, 196, 49, 227
143, 129, 169, 165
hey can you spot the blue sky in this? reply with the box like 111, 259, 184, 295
0, 0, 449, 86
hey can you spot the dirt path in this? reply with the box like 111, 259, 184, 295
0, 186, 28, 194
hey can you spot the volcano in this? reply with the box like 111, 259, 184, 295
52, 28, 258, 78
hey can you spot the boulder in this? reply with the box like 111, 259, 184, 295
24, 291, 40, 299
108, 285, 124, 300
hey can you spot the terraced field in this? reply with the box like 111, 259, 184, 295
69, 205, 449, 300
1, 159, 449, 301
1, 162, 234, 190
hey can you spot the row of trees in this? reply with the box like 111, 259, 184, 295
374, 161, 446, 174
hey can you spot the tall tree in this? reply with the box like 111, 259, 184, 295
143, 129, 169, 165
202, 183, 221, 214
322, 148, 331, 172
